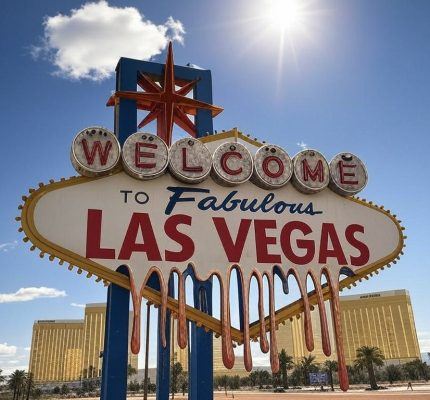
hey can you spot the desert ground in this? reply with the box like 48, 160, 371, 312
56, 385, 430, 400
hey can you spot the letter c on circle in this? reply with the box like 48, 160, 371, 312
220, 151, 243, 176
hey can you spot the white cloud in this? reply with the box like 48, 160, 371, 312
1, 364, 29, 375
0, 240, 18, 253
165, 16, 185, 44
32, 1, 185, 81
297, 141, 308, 150
0, 287, 66, 303
0, 345, 30, 375
70, 302, 85, 308
0, 343, 17, 357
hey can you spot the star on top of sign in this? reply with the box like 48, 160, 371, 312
107, 42, 223, 145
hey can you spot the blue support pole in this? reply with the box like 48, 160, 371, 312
101, 59, 138, 400
189, 274, 213, 400
189, 81, 215, 400
102, 53, 217, 400
115, 57, 138, 144
193, 70, 214, 137
156, 301, 172, 400
145, 273, 174, 400
100, 267, 130, 400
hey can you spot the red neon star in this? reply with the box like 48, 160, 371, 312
107, 42, 223, 145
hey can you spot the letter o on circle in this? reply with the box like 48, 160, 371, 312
252, 144, 293, 189
122, 132, 169, 180
71, 126, 121, 177
212, 142, 253, 186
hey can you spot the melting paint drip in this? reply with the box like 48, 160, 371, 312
126, 265, 350, 392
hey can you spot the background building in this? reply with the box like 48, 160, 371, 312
29, 303, 138, 383
339, 289, 420, 365
276, 301, 336, 364
28, 320, 83, 382
213, 342, 247, 377
29, 289, 419, 382
170, 318, 188, 372
274, 289, 420, 365
173, 289, 420, 375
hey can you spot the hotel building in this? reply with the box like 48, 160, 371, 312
173, 289, 420, 374
29, 289, 419, 381
339, 289, 420, 365
28, 303, 138, 383
274, 289, 420, 365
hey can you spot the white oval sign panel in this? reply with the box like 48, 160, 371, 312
21, 171, 403, 293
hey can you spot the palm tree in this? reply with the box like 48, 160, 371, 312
127, 363, 137, 378
418, 360, 430, 381
278, 349, 294, 389
354, 346, 384, 390
249, 371, 258, 388
256, 369, 271, 388
323, 360, 338, 391
272, 371, 281, 388
24, 372, 35, 400
300, 355, 318, 386
170, 361, 183, 399
88, 365, 95, 379
32, 388, 42, 399
218, 375, 229, 395
289, 366, 304, 386
403, 359, 429, 381
0, 369, 5, 385
8, 370, 26, 400
347, 364, 366, 384
385, 364, 402, 384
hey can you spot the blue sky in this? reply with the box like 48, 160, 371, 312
1, 0, 430, 373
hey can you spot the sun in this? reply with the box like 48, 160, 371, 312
267, 0, 308, 33
240, 0, 320, 81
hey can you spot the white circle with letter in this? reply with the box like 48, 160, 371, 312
212, 142, 253, 186
329, 152, 368, 196
70, 126, 121, 177
169, 138, 212, 183
292, 149, 330, 194
252, 144, 292, 189
122, 132, 169, 180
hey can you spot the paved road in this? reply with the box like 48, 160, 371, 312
211, 391, 430, 399
55, 389, 430, 399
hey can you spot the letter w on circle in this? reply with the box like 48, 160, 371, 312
212, 217, 252, 262
81, 139, 112, 166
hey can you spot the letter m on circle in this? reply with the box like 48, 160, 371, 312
302, 159, 324, 182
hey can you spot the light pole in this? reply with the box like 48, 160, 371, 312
143, 302, 151, 400
171, 316, 176, 400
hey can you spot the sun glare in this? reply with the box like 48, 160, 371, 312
240, 0, 320, 84
268, 0, 307, 33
